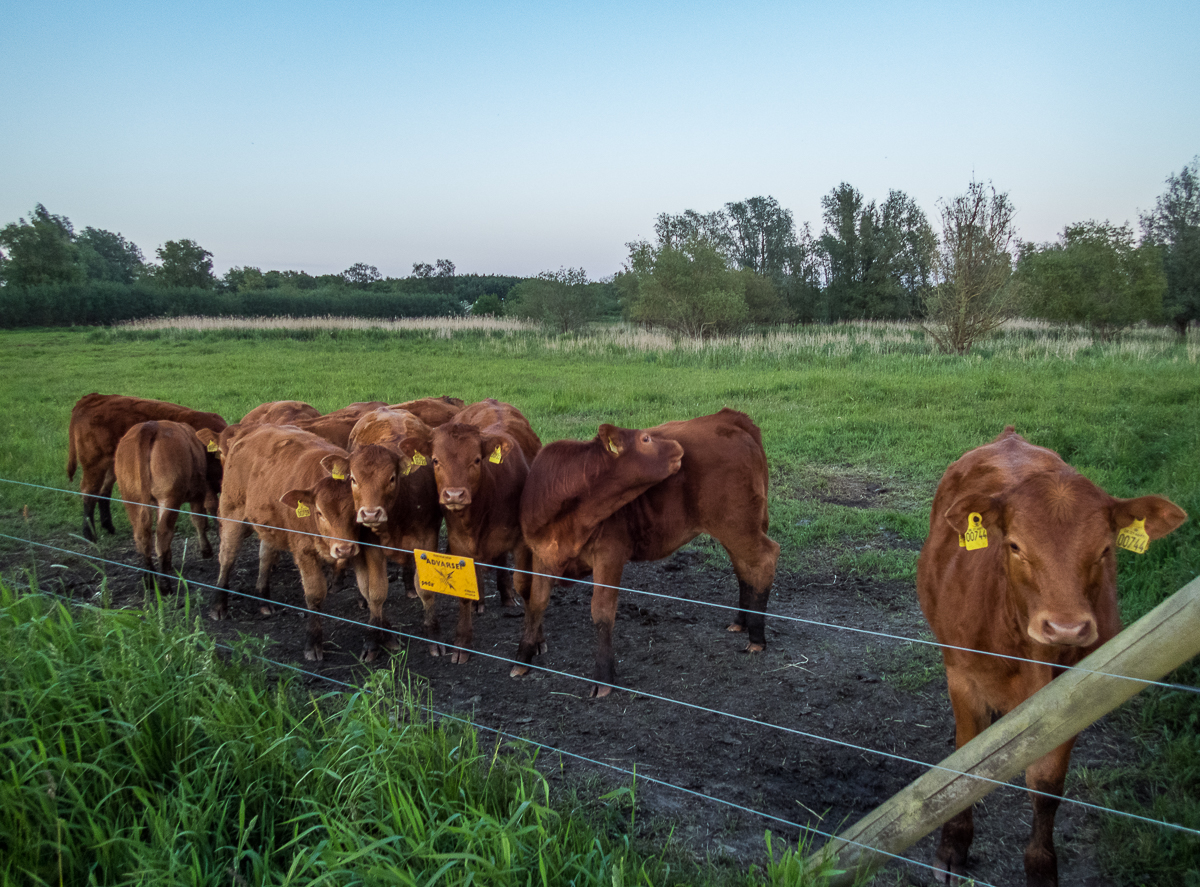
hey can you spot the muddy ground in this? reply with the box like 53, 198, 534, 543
18, 526, 1132, 887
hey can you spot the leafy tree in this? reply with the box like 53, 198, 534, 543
470, 293, 504, 316
923, 180, 1020, 354
818, 184, 936, 320
725, 196, 799, 284
618, 238, 789, 337
507, 267, 601, 332
653, 209, 733, 254
1020, 221, 1166, 341
412, 262, 434, 278
342, 263, 381, 287
0, 204, 83, 287
435, 259, 455, 278
152, 239, 215, 289
76, 227, 144, 284
222, 266, 268, 292
1141, 157, 1200, 334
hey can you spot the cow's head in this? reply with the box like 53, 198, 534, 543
944, 471, 1186, 648
281, 474, 360, 560
338, 445, 416, 529
596, 425, 684, 488
400, 423, 513, 511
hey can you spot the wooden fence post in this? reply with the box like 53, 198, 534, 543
804, 575, 1200, 885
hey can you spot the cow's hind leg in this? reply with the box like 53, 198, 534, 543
511, 570, 553, 678
126, 499, 155, 583
723, 533, 779, 652
98, 468, 118, 535
211, 513, 251, 620
254, 539, 282, 615
1022, 739, 1075, 887
155, 500, 181, 581
80, 466, 107, 541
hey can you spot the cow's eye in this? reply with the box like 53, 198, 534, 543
642, 434, 651, 443
1009, 542, 1020, 553
431, 457, 439, 466
350, 477, 358, 486
474, 456, 481, 464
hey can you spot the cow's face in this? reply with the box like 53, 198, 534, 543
946, 473, 1186, 648
342, 446, 406, 528
423, 424, 506, 511
281, 476, 360, 560
598, 425, 684, 488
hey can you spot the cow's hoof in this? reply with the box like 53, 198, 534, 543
509, 664, 530, 678
450, 650, 471, 665
201, 548, 214, 560
406, 588, 419, 599
82, 525, 97, 543
382, 635, 400, 651
208, 606, 228, 621
304, 647, 324, 662
744, 642, 765, 653
588, 684, 614, 699
473, 601, 486, 615
726, 622, 745, 633
428, 642, 447, 657
258, 603, 277, 617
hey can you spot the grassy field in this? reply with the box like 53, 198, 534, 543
2, 319, 1199, 883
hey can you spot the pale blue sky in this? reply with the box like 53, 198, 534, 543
3, 1, 1197, 279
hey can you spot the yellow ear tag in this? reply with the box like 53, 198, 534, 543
331, 469, 346, 481
607, 438, 620, 455
295, 502, 311, 518
206, 440, 220, 453
488, 445, 503, 464
963, 512, 988, 551
412, 452, 427, 466
958, 534, 966, 548
1117, 518, 1150, 554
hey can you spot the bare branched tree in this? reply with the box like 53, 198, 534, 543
923, 181, 1021, 354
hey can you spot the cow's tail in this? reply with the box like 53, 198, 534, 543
136, 422, 159, 500
66, 419, 78, 480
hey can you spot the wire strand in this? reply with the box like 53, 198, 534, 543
7, 530, 1199, 841
4, 475, 1198, 696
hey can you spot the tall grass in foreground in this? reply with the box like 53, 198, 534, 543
0, 581, 831, 887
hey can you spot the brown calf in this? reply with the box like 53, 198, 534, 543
239, 400, 321, 425
514, 408, 779, 697
389, 396, 467, 428
344, 407, 443, 659
67, 393, 226, 541
211, 424, 371, 661
290, 401, 388, 448
113, 420, 219, 584
917, 427, 1186, 887
399, 399, 541, 663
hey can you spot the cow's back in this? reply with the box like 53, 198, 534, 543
240, 400, 321, 426
456, 398, 541, 461
223, 425, 344, 522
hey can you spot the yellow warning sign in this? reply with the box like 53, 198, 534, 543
414, 549, 479, 600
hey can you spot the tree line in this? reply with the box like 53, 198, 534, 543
2, 157, 1197, 351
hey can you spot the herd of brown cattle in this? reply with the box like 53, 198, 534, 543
67, 393, 1185, 887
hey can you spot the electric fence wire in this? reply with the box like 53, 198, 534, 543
4, 475, 1199, 698
6, 529, 1200, 843
13, 581, 1004, 887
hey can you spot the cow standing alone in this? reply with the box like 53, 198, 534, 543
917, 427, 1186, 887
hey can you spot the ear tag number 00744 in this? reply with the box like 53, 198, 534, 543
963, 512, 988, 551
1117, 518, 1150, 554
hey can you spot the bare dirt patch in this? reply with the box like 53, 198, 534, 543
17, 539, 1127, 887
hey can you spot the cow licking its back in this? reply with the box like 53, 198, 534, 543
917, 426, 1186, 887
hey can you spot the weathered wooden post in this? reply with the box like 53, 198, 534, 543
804, 575, 1200, 885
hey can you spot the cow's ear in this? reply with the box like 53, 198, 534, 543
280, 489, 315, 518
943, 494, 1001, 536
398, 433, 432, 462
598, 424, 625, 457
320, 453, 350, 481
1111, 495, 1187, 541
195, 428, 222, 458
482, 435, 514, 465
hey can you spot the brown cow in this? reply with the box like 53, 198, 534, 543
67, 393, 226, 541
389, 396, 466, 428
239, 400, 321, 426
344, 407, 442, 658
290, 401, 388, 449
514, 408, 779, 697
916, 427, 1186, 886
113, 420, 219, 584
399, 399, 541, 663
211, 424, 372, 661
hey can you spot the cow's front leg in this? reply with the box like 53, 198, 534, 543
511, 569, 553, 677
358, 547, 395, 661
1022, 739, 1075, 887
296, 551, 329, 661
935, 667, 989, 882
588, 557, 627, 698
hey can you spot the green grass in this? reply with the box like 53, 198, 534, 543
2, 320, 1200, 883
0, 580, 834, 886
